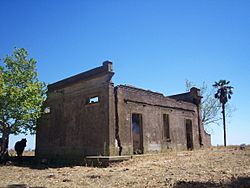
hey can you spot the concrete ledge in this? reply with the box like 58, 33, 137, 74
84, 155, 132, 167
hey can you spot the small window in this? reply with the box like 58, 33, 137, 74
163, 114, 170, 141
86, 96, 99, 104
44, 107, 51, 114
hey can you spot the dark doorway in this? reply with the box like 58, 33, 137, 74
132, 113, 143, 154
185, 119, 193, 150
163, 114, 170, 141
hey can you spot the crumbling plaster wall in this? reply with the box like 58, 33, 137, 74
115, 85, 201, 155
36, 62, 211, 159
169, 87, 211, 147
36, 63, 114, 160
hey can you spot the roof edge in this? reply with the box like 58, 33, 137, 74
48, 61, 113, 91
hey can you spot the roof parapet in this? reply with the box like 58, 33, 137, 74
102, 60, 113, 72
48, 61, 114, 91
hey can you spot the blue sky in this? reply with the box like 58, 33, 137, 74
0, 0, 249, 149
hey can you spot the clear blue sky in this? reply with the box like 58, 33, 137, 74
1, 0, 249, 149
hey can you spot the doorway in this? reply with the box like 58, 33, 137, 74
185, 119, 193, 150
132, 113, 143, 154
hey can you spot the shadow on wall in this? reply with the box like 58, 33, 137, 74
173, 176, 250, 188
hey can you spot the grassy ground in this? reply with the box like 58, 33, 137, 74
8, 149, 35, 157
1, 146, 250, 188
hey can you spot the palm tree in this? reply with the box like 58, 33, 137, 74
213, 80, 233, 146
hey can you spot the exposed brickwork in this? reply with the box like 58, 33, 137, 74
115, 85, 202, 155
36, 62, 114, 160
36, 62, 211, 160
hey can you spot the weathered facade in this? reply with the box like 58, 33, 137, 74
36, 62, 211, 160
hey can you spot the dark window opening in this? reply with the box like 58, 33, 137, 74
163, 114, 171, 141
86, 96, 99, 104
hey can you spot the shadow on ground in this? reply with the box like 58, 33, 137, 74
7, 184, 45, 188
174, 176, 250, 188
7, 184, 46, 188
6, 156, 108, 169
6, 177, 250, 188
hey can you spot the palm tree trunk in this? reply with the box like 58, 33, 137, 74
222, 103, 226, 147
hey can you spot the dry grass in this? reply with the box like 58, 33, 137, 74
1, 146, 250, 188
8, 150, 35, 157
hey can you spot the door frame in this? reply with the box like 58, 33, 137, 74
131, 113, 144, 154
185, 119, 194, 150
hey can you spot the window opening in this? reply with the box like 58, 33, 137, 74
86, 96, 99, 104
163, 114, 170, 141
44, 107, 51, 114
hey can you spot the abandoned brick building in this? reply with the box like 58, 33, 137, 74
36, 61, 211, 160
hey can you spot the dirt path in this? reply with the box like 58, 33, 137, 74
1, 147, 250, 187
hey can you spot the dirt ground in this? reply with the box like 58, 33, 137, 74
1, 146, 250, 188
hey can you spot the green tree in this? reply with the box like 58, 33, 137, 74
0, 48, 46, 163
213, 80, 233, 147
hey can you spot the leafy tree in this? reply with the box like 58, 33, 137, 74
213, 80, 233, 147
0, 48, 46, 163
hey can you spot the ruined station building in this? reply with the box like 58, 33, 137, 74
36, 61, 211, 160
